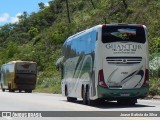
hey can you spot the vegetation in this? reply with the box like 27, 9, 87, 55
0, 0, 159, 95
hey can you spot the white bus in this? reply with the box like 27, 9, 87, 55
59, 24, 149, 105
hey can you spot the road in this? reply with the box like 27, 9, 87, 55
0, 91, 160, 120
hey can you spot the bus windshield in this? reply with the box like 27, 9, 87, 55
102, 25, 146, 43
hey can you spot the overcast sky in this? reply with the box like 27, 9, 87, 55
0, 0, 51, 26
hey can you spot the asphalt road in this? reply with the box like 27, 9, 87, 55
0, 90, 160, 120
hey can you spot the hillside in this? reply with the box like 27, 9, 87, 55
0, 0, 159, 95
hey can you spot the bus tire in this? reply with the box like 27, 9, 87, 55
2, 88, 5, 92
65, 86, 77, 102
67, 97, 77, 102
25, 90, 32, 93
27, 90, 32, 93
86, 85, 93, 106
86, 89, 91, 105
28, 90, 32, 93
8, 83, 12, 92
83, 87, 87, 105
1, 84, 5, 92
81, 85, 84, 98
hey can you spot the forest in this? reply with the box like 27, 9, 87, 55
0, 0, 159, 95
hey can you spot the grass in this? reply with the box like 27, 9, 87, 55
34, 84, 61, 94
34, 75, 61, 94
149, 77, 160, 96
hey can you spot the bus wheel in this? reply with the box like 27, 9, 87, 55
65, 86, 77, 102
9, 89, 14, 92
2, 88, 5, 92
86, 86, 92, 105
1, 84, 5, 92
8, 84, 13, 92
25, 90, 32, 93
65, 86, 71, 102
82, 87, 87, 105
28, 90, 32, 93
67, 97, 77, 102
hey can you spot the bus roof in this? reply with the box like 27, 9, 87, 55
7, 60, 36, 64
65, 25, 101, 43
64, 24, 146, 44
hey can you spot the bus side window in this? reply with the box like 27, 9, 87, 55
91, 31, 96, 52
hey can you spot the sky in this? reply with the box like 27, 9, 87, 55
0, 0, 51, 26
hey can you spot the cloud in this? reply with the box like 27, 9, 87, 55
44, 2, 49, 7
0, 12, 23, 26
10, 13, 23, 23
0, 13, 10, 22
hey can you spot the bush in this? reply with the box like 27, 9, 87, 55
149, 78, 160, 96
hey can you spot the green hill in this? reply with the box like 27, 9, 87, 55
0, 0, 159, 95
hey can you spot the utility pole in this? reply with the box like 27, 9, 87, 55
65, 0, 71, 23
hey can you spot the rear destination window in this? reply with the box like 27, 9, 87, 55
102, 26, 146, 43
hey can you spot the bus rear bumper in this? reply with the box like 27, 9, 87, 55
16, 84, 36, 90
97, 86, 149, 100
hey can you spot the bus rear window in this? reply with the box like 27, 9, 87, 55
102, 25, 146, 43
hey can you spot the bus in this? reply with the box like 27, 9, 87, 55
58, 24, 149, 105
0, 61, 37, 93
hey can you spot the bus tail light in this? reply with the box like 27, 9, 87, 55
102, 24, 107, 29
98, 69, 108, 88
143, 69, 149, 86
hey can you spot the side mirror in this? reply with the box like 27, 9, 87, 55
55, 56, 64, 71
56, 64, 59, 71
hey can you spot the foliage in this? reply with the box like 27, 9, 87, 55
0, 0, 160, 94
28, 27, 39, 37
149, 78, 160, 96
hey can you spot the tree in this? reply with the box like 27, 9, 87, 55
122, 0, 127, 9
28, 27, 39, 37
38, 2, 45, 10
18, 12, 28, 22
89, 0, 95, 9
0, 23, 15, 41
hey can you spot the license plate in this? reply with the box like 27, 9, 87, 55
120, 93, 130, 96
